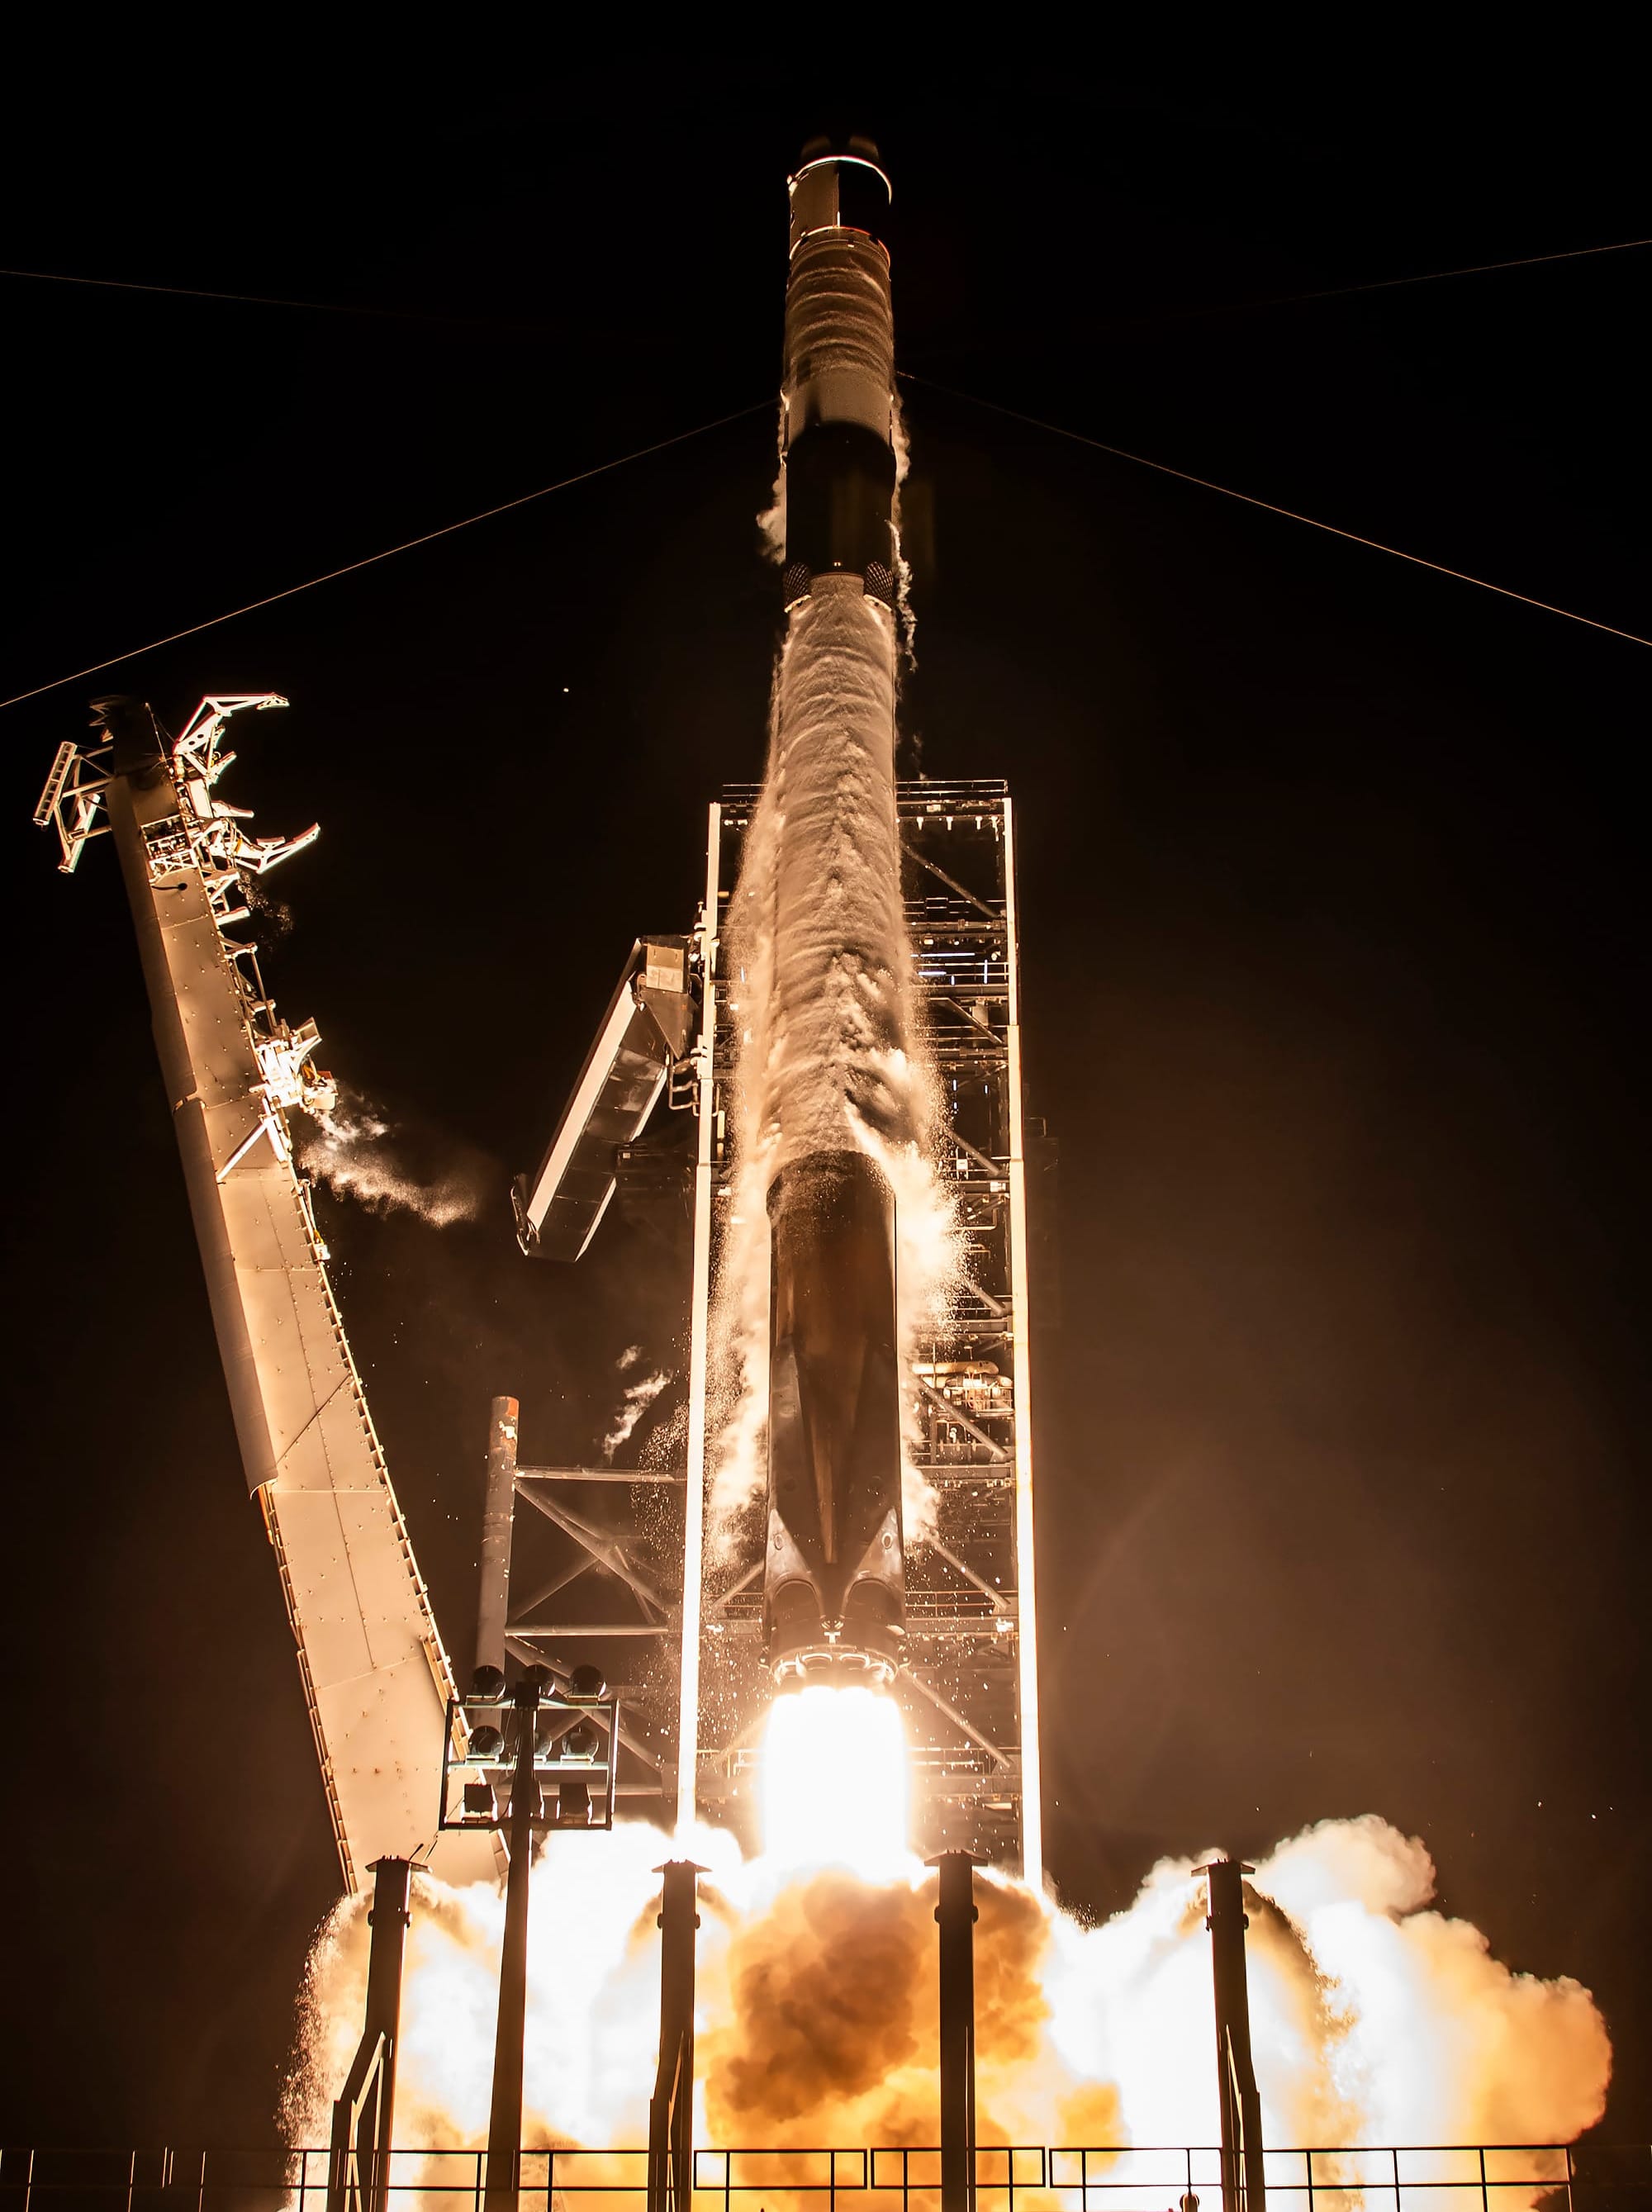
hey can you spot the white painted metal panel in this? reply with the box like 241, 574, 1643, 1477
107, 743, 496, 1896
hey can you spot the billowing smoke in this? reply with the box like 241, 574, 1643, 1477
700, 1861, 1119, 2152
297, 1085, 491, 1227
285, 1816, 1608, 2163
1044, 1817, 1610, 2157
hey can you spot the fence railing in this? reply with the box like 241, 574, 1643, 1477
2, 2143, 1647, 2212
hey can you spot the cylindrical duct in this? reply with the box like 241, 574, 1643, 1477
933, 1851, 980, 2212
475, 1395, 518, 1694
648, 1860, 704, 2212
1203, 1858, 1269, 2212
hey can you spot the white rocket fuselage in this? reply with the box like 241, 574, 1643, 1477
756, 148, 909, 1681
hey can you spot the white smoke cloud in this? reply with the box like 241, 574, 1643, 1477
298, 1086, 489, 1228
286, 1815, 1609, 2167
601, 1353, 671, 1464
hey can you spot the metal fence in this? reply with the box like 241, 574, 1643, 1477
2, 2144, 1648, 2212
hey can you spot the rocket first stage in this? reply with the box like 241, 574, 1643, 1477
760, 140, 907, 1686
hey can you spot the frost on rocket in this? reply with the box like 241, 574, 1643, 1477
708, 577, 959, 1550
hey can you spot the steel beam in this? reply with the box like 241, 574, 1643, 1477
512, 1490, 669, 1619
675, 804, 720, 1831
1002, 795, 1043, 1890
930, 1853, 981, 2212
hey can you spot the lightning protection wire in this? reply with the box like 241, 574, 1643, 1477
0, 263, 481, 324
7, 230, 1650, 328
0, 401, 772, 714
900, 372, 1650, 652
1196, 232, 1652, 318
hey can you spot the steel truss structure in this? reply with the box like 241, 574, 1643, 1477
508, 779, 1047, 1878
36, 695, 495, 1894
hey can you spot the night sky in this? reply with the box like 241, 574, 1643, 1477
3, 57, 1647, 2149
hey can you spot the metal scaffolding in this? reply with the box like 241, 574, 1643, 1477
505, 779, 1046, 1876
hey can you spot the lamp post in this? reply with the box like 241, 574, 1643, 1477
440, 1660, 619, 2212
1197, 1859, 1267, 2212
648, 1860, 706, 2212
928, 1851, 984, 2212
484, 1676, 542, 2212
326, 1856, 411, 2212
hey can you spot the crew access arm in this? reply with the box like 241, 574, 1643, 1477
39, 695, 494, 1893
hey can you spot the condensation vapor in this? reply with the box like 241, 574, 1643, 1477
298, 1086, 488, 1227
708, 577, 959, 1552
287, 1816, 1609, 2174
602, 1347, 671, 1463
711, 221, 948, 1555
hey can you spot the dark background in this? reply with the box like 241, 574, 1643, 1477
2, 50, 1647, 2148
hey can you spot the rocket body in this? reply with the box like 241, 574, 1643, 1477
767, 1151, 904, 1672
760, 145, 908, 1682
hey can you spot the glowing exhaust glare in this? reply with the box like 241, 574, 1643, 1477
760, 1685, 910, 1875
287, 1811, 1612, 2154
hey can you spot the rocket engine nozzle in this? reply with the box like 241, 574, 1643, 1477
763, 1150, 905, 1686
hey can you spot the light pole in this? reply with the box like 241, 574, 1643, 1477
1198, 1859, 1267, 2212
647, 1860, 705, 2212
326, 1856, 411, 2212
929, 1851, 984, 2212
440, 1660, 619, 2212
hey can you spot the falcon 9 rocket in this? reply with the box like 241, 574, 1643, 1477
760, 140, 909, 1687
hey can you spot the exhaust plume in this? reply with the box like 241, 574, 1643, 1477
286, 1816, 1608, 2167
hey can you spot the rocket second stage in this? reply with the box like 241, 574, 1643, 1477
780, 142, 900, 612
761, 141, 907, 1683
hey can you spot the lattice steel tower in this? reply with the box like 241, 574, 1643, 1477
511, 780, 1047, 1879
